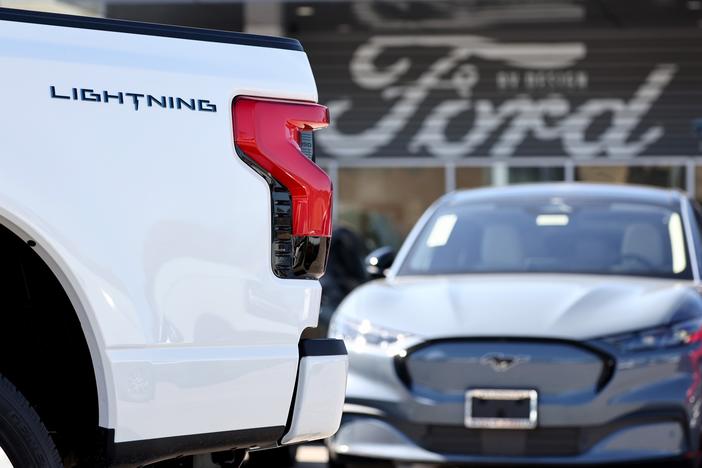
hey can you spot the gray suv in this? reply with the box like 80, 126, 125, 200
329, 183, 702, 467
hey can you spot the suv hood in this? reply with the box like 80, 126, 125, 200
336, 274, 699, 341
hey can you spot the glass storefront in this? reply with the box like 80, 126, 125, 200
327, 160, 701, 252
298, 0, 702, 249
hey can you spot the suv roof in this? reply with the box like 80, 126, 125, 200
448, 183, 684, 208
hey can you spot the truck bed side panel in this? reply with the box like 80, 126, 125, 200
0, 18, 320, 442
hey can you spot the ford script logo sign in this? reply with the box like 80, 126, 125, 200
480, 353, 530, 372
314, 34, 688, 160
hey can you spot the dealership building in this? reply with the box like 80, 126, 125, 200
14, 0, 702, 249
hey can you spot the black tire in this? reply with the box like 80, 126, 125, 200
245, 446, 297, 467
0, 374, 62, 467
678, 458, 701, 468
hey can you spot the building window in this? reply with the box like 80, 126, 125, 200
337, 167, 445, 250
508, 167, 565, 184
576, 166, 685, 189
456, 167, 491, 189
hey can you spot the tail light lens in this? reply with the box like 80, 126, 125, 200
233, 96, 332, 279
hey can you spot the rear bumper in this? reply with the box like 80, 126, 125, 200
282, 339, 349, 445
109, 339, 348, 466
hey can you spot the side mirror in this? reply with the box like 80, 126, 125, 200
365, 246, 396, 279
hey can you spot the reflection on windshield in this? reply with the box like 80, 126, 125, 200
400, 197, 691, 280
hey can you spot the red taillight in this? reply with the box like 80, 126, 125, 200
233, 96, 332, 279
233, 97, 331, 237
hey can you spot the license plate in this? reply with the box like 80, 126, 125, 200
465, 389, 538, 429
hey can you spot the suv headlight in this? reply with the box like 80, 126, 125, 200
601, 318, 702, 353
329, 316, 415, 356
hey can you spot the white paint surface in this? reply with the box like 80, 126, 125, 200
0, 16, 334, 443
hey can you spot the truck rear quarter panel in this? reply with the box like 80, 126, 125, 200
0, 17, 321, 442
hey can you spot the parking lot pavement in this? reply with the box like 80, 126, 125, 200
294, 444, 328, 467
293, 446, 398, 468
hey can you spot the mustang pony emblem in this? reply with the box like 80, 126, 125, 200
480, 353, 530, 372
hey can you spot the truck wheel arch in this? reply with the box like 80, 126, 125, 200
0, 212, 114, 430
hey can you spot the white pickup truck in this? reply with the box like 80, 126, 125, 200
0, 7, 347, 467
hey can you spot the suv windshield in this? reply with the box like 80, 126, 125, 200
399, 196, 692, 280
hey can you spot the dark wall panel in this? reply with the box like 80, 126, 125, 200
107, 3, 243, 31
287, 1, 702, 160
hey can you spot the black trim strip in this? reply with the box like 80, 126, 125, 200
299, 338, 348, 357
0, 7, 303, 51
108, 426, 285, 467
